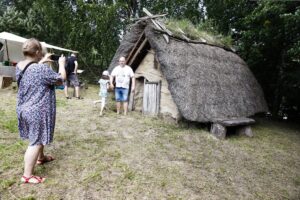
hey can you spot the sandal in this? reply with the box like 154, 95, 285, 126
21, 175, 45, 184
76, 96, 83, 100
36, 155, 55, 165
66, 96, 71, 99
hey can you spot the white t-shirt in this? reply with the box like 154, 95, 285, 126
98, 79, 109, 93
111, 65, 134, 89
98, 79, 109, 97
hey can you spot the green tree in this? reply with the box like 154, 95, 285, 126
66, 0, 126, 80
204, 0, 300, 118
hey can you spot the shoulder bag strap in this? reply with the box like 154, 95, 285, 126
17, 61, 36, 87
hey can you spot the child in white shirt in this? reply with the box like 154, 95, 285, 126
98, 70, 110, 116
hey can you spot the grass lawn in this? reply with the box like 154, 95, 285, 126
0, 85, 299, 200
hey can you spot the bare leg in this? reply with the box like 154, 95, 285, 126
37, 145, 45, 160
124, 102, 128, 115
116, 102, 121, 114
93, 100, 101, 104
100, 97, 106, 116
64, 85, 69, 97
75, 86, 80, 98
23, 145, 43, 177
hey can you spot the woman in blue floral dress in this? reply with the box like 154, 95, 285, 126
16, 38, 66, 184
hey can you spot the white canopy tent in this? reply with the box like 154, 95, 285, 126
0, 32, 27, 63
0, 32, 78, 80
0, 31, 78, 63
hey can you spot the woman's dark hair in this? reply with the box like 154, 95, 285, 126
101, 75, 109, 80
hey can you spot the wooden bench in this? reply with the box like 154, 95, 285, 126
210, 118, 255, 139
0, 75, 13, 89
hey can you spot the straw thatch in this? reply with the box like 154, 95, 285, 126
109, 20, 268, 122
109, 20, 147, 69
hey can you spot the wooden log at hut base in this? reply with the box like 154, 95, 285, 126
210, 118, 255, 139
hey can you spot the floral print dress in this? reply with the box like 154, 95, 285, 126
16, 63, 62, 146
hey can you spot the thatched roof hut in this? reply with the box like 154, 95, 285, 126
109, 20, 268, 122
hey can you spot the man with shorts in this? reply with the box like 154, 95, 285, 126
110, 56, 135, 115
64, 53, 81, 99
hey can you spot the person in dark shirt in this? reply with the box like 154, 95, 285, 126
64, 53, 82, 99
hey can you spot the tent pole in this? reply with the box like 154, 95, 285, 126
5, 39, 10, 62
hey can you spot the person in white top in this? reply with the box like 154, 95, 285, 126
98, 70, 110, 116
110, 56, 135, 115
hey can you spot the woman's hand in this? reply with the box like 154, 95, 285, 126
39, 53, 53, 64
58, 55, 66, 80
110, 84, 114, 90
58, 55, 66, 67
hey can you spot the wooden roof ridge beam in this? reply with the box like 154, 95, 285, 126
130, 14, 167, 21
142, 8, 170, 43
152, 28, 235, 52
142, 8, 172, 35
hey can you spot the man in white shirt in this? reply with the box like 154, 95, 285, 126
110, 56, 135, 115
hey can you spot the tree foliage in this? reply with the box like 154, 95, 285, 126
205, 0, 300, 119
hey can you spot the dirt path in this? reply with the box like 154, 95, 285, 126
1, 86, 300, 200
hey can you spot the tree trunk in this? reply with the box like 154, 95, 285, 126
272, 51, 286, 116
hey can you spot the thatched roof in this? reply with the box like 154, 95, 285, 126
109, 20, 268, 122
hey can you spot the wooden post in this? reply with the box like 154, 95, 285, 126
5, 39, 10, 62
0, 75, 13, 89
156, 81, 161, 115
128, 84, 135, 111
142, 78, 147, 115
